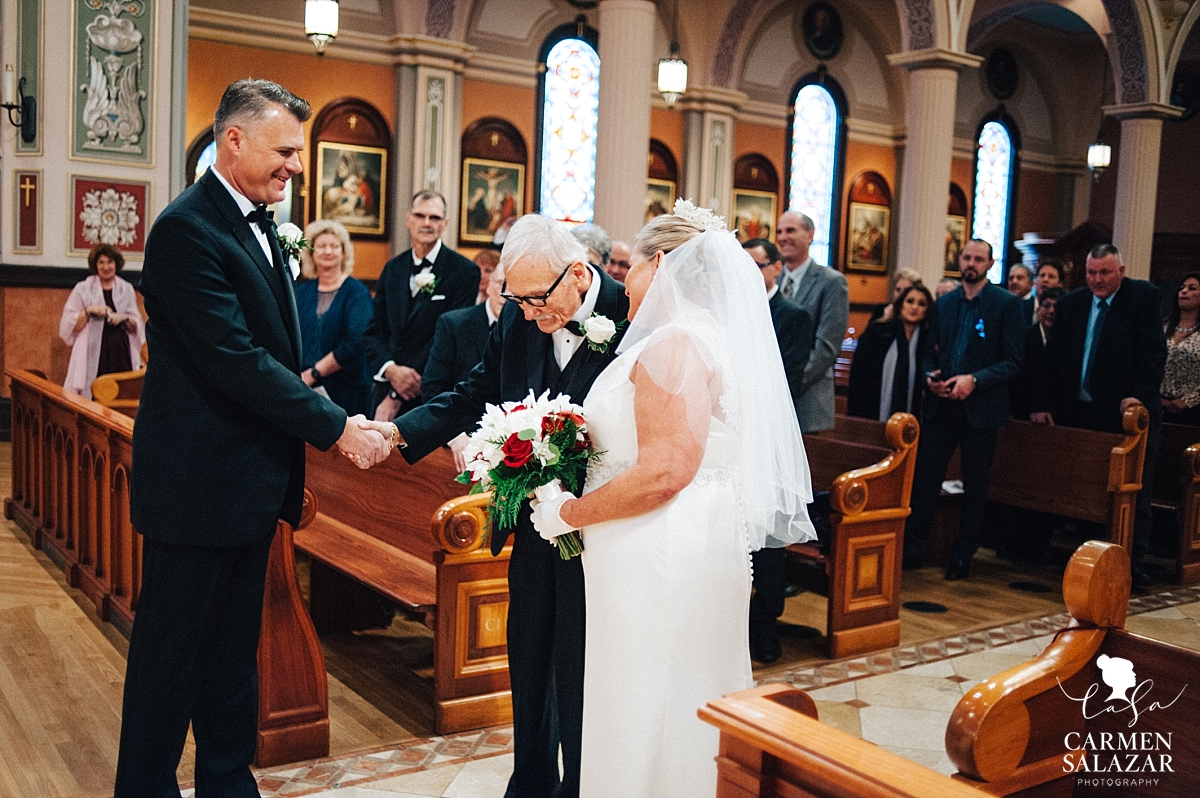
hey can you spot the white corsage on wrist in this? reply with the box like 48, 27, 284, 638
414, 267, 438, 296
581, 313, 625, 354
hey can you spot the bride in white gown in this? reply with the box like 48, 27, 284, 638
532, 202, 816, 797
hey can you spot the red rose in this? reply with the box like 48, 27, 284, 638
542, 415, 564, 436
502, 433, 534, 468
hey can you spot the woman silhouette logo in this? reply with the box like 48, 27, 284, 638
1096, 654, 1137, 703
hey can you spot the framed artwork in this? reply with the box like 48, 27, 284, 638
460, 157, 525, 244
845, 202, 889, 272
69, 175, 149, 257
314, 141, 388, 237
800, 1, 844, 61
645, 179, 675, 221
731, 189, 777, 242
945, 215, 967, 276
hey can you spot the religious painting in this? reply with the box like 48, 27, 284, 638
945, 215, 967, 276
846, 203, 888, 272
460, 157, 524, 244
799, 2, 843, 61
315, 141, 387, 237
732, 189, 777, 242
71, 0, 156, 165
13, 169, 41, 254
645, 179, 675, 221
69, 174, 149, 257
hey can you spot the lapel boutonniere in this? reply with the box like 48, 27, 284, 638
414, 266, 438, 296
275, 223, 309, 264
581, 313, 626, 354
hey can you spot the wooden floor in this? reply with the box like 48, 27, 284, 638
0, 434, 1179, 796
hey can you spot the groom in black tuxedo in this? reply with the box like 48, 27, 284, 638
387, 215, 629, 798
118, 80, 390, 796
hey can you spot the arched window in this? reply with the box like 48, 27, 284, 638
786, 73, 846, 268
972, 114, 1020, 283
536, 23, 600, 225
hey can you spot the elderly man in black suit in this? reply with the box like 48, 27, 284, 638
384, 214, 629, 798
422, 262, 507, 470
903, 239, 1026, 580
367, 191, 479, 420
1031, 244, 1167, 588
118, 79, 390, 797
743, 237, 814, 663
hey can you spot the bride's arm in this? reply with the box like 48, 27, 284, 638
558, 359, 709, 529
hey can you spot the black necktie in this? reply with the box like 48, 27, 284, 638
565, 320, 585, 336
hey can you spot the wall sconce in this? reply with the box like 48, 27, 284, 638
656, 0, 687, 108
1, 65, 36, 144
1087, 141, 1111, 182
305, 0, 339, 56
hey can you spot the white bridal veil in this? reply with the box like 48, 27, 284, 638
618, 208, 817, 550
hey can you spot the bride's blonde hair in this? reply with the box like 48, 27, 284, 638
634, 214, 705, 258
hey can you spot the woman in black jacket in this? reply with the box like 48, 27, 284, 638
848, 283, 933, 421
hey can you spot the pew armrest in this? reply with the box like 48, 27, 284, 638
91, 368, 145, 417
829, 412, 920, 519
945, 541, 1130, 786
432, 492, 494, 554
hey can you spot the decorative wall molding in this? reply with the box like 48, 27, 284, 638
712, 0, 762, 88
846, 117, 902, 147
463, 52, 538, 88
904, 0, 936, 51
1102, 0, 1149, 104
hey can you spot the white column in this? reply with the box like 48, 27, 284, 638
887, 49, 982, 290
678, 87, 744, 219
594, 0, 655, 242
1106, 103, 1179, 280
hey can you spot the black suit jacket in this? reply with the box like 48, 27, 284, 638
847, 319, 928, 421
131, 169, 346, 546
364, 244, 479, 385
922, 281, 1025, 429
769, 292, 815, 423
395, 268, 630, 554
1009, 324, 1048, 421
421, 303, 492, 402
1035, 279, 1166, 432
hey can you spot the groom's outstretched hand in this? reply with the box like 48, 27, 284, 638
336, 414, 391, 469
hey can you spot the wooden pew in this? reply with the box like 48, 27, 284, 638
90, 367, 145, 419
295, 444, 511, 735
787, 412, 920, 659
5, 369, 338, 768
946, 539, 1200, 796
1153, 422, 1200, 584
699, 540, 1199, 798
700, 683, 991, 797
930, 405, 1150, 563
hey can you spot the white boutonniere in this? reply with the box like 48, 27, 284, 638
581, 313, 626, 353
414, 266, 438, 296
275, 223, 309, 264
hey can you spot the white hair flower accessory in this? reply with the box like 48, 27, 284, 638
673, 198, 728, 232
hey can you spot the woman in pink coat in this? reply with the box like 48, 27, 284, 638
60, 244, 145, 399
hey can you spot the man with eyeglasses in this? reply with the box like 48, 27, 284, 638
366, 190, 479, 421
606, 239, 632, 282
381, 214, 629, 798
743, 237, 814, 663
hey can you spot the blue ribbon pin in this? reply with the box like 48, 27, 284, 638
975, 318, 985, 338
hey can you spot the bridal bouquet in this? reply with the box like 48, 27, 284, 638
456, 390, 601, 559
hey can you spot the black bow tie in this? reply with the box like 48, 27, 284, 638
246, 205, 274, 234
412, 258, 432, 275
565, 320, 585, 336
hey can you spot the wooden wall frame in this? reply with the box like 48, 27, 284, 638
946, 183, 970, 276
309, 98, 391, 240
460, 118, 527, 243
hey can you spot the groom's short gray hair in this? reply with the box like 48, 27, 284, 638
499, 215, 589, 273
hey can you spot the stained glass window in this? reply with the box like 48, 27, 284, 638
973, 120, 1014, 283
788, 83, 839, 267
539, 38, 600, 225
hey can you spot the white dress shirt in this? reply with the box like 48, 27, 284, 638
780, 257, 813, 300
551, 265, 601, 369
211, 166, 274, 266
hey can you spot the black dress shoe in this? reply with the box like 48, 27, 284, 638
783, 583, 802, 598
944, 559, 971, 581
750, 626, 782, 664
1130, 567, 1154, 591
902, 554, 924, 571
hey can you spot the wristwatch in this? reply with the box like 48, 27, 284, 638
310, 366, 324, 384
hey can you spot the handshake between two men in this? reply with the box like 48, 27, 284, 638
335, 415, 399, 469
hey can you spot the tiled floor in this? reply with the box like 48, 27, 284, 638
235, 587, 1200, 796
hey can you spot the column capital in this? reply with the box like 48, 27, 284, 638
886, 48, 983, 72
1102, 102, 1183, 121
675, 86, 747, 116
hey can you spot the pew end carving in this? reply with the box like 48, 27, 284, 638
1179, 443, 1200, 584
790, 412, 919, 659
90, 367, 146, 419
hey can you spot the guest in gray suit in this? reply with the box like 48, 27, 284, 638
775, 211, 849, 432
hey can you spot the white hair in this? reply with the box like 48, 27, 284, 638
570, 223, 612, 265
499, 215, 589, 273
